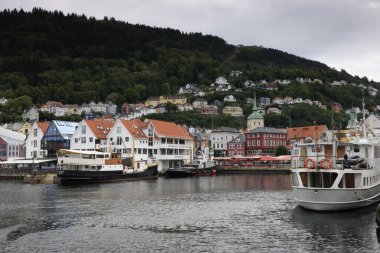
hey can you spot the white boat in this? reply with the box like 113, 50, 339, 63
291, 136, 380, 211
57, 149, 158, 183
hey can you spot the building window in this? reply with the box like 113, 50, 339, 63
75, 138, 78, 143
125, 137, 129, 142
117, 137, 122, 145
82, 125, 86, 134
81, 137, 86, 143
89, 137, 93, 142
117, 126, 122, 134
34, 129, 38, 137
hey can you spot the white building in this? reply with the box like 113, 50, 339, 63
70, 119, 115, 151
0, 127, 26, 161
25, 121, 50, 159
106, 119, 192, 171
224, 95, 236, 102
210, 127, 240, 157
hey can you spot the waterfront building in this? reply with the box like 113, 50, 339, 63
245, 127, 287, 156
25, 121, 50, 159
0, 127, 26, 161
70, 119, 115, 151
227, 134, 246, 157
106, 119, 191, 171
210, 127, 240, 157
286, 125, 329, 155
41, 120, 79, 158
150, 119, 192, 170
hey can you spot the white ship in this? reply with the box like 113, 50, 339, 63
291, 135, 380, 211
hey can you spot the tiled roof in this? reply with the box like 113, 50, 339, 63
149, 120, 191, 139
86, 120, 115, 139
37, 122, 50, 134
120, 119, 148, 139
286, 125, 327, 140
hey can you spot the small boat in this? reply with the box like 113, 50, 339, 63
291, 136, 380, 211
165, 147, 219, 178
56, 149, 158, 183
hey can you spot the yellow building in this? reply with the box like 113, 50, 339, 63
145, 95, 187, 107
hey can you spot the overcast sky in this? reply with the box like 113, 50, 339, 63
2, 0, 380, 81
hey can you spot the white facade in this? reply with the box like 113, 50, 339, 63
70, 121, 100, 151
25, 122, 47, 159
210, 129, 240, 157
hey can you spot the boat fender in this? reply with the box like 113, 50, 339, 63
319, 159, 332, 169
304, 158, 316, 169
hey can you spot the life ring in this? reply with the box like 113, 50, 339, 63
319, 159, 332, 169
304, 158, 316, 169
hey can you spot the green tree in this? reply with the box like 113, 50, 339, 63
275, 145, 289, 156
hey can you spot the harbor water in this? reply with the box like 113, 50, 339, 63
0, 174, 379, 253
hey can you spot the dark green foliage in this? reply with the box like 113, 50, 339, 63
275, 145, 289, 156
0, 9, 377, 128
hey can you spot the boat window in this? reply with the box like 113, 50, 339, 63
354, 145, 360, 153
291, 172, 300, 187
338, 173, 356, 188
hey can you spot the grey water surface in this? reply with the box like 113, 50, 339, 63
0, 174, 379, 253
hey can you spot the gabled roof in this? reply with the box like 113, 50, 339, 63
149, 120, 191, 139
52, 120, 79, 138
0, 127, 25, 143
286, 125, 327, 140
37, 122, 50, 135
86, 120, 115, 139
120, 119, 148, 139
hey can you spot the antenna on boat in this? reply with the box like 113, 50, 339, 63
362, 97, 366, 138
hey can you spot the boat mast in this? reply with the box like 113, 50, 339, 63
362, 98, 366, 138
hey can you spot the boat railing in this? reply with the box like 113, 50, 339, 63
292, 155, 372, 170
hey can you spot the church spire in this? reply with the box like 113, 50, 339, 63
253, 88, 257, 111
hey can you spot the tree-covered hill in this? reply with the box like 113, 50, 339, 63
1, 8, 376, 109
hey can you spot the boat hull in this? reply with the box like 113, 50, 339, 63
57, 165, 158, 183
293, 184, 380, 211
165, 165, 218, 178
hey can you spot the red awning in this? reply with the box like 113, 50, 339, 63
259, 155, 277, 161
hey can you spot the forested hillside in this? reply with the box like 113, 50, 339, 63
1, 8, 375, 105
0, 8, 379, 128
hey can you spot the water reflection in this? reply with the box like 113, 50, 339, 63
0, 175, 379, 252
291, 205, 379, 252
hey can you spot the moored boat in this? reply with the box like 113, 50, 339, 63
57, 149, 158, 183
164, 146, 219, 178
291, 136, 380, 211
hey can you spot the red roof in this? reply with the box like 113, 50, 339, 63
286, 125, 327, 140
120, 119, 148, 139
37, 122, 50, 134
86, 119, 115, 139
149, 119, 191, 139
